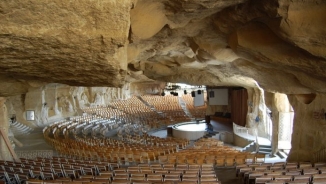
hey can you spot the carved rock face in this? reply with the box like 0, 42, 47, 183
1, 0, 326, 96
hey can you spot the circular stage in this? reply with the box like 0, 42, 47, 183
172, 121, 208, 140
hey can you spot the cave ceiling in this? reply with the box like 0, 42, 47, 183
0, 0, 325, 96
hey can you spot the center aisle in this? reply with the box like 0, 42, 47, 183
216, 168, 242, 184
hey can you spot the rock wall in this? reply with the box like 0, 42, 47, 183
0, 97, 12, 161
5, 83, 131, 128
287, 93, 326, 162
130, 81, 166, 96
265, 92, 293, 155
0, 0, 132, 92
246, 87, 269, 138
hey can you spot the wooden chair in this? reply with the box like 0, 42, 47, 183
199, 177, 218, 182
215, 156, 225, 167
89, 178, 110, 183
132, 182, 152, 184
40, 171, 56, 180
255, 154, 265, 163
264, 181, 285, 184
312, 178, 326, 184
43, 181, 63, 184
182, 173, 198, 181
255, 176, 273, 184
164, 173, 181, 182
293, 175, 311, 181
26, 179, 44, 184
287, 181, 310, 184
146, 173, 163, 182
273, 175, 292, 182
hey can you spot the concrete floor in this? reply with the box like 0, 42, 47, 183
216, 168, 242, 184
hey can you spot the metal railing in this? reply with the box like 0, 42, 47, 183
15, 150, 54, 159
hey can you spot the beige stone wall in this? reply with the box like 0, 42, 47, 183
288, 93, 326, 162
265, 93, 293, 155
5, 83, 131, 128
0, 98, 12, 161
206, 105, 229, 116
130, 82, 166, 96
246, 87, 269, 138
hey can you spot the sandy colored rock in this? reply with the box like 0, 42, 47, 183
1, 0, 326, 162
0, 0, 132, 91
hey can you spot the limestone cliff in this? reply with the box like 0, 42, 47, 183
0, 0, 325, 95
1, 0, 326, 162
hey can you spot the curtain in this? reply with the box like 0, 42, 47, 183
231, 89, 248, 126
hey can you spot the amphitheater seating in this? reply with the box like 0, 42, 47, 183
18, 94, 288, 184
235, 161, 326, 184
1, 157, 221, 184
181, 94, 207, 119
141, 95, 192, 123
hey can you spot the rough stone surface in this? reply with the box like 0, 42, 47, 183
287, 94, 326, 162
0, 0, 131, 90
0, 0, 325, 95
5, 83, 131, 127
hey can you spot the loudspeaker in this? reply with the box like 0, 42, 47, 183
197, 90, 201, 94
191, 91, 196, 97
173, 92, 178, 96
161, 92, 165, 96
184, 90, 187, 95
209, 90, 214, 98
170, 91, 174, 95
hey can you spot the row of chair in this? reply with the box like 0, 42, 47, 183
1, 157, 220, 184
235, 161, 326, 184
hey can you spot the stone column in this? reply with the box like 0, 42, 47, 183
0, 97, 13, 161
272, 93, 292, 156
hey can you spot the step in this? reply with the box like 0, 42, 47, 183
259, 144, 272, 148
258, 150, 271, 154
283, 149, 290, 155
259, 147, 272, 152
277, 151, 288, 159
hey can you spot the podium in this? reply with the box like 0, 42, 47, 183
167, 125, 173, 136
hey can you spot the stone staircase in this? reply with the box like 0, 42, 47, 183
10, 121, 34, 136
258, 144, 272, 155
242, 141, 256, 153
276, 149, 289, 159
203, 131, 218, 138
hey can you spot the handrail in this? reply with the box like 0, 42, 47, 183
0, 128, 20, 162
254, 128, 259, 153
233, 123, 259, 153
313, 146, 326, 163
233, 123, 256, 136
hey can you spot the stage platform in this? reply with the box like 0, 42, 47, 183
171, 121, 208, 140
